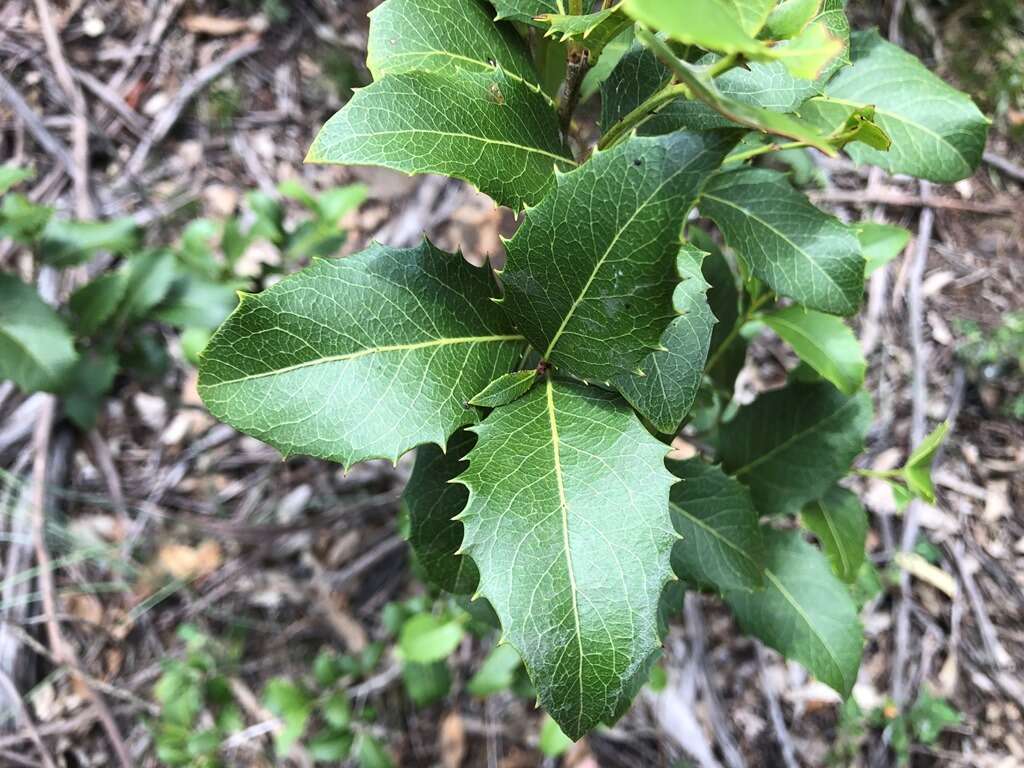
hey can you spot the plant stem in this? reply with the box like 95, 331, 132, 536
855, 468, 903, 480
557, 45, 591, 136
705, 52, 740, 78
569, 0, 584, 14
723, 140, 807, 164
704, 291, 772, 374
597, 82, 689, 149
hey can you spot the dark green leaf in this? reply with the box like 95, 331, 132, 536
404, 431, 479, 594
39, 217, 139, 267
69, 272, 129, 337
0, 274, 77, 393
700, 168, 865, 316
61, 349, 119, 430
198, 241, 523, 467
307, 68, 571, 210
470, 370, 538, 407
502, 130, 737, 383
725, 529, 863, 696
668, 458, 765, 592
613, 244, 716, 433
763, 306, 866, 395
457, 380, 675, 739
119, 250, 178, 322
398, 613, 465, 663
695, 228, 746, 390
719, 381, 873, 516
491, 0, 558, 25
309, 731, 354, 762
155, 276, 239, 330
802, 30, 989, 183
800, 485, 867, 582
467, 643, 522, 696
401, 661, 451, 707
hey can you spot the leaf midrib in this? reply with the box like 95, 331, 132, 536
764, 568, 845, 687
670, 500, 760, 571
204, 334, 524, 387
372, 49, 549, 100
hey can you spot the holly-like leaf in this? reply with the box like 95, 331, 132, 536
719, 381, 873, 516
700, 168, 865, 316
800, 485, 867, 582
456, 380, 676, 739
404, 431, 479, 595
501, 130, 737, 384
613, 244, 716, 433
802, 30, 989, 183
198, 241, 523, 467
725, 529, 863, 696
308, 68, 571, 210
903, 421, 949, 504
537, 7, 633, 61
763, 306, 866, 395
0, 274, 78, 393
668, 458, 765, 592
470, 370, 538, 408
368, 0, 540, 87
855, 222, 910, 278
491, 0, 558, 25
623, 0, 776, 56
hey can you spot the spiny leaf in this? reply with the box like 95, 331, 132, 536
456, 380, 676, 739
719, 381, 873, 516
404, 430, 479, 595
198, 240, 523, 468
696, 228, 747, 390
491, 0, 558, 25
801, 29, 989, 183
700, 168, 865, 316
537, 7, 633, 61
800, 485, 867, 582
307, 68, 572, 210
763, 306, 866, 395
623, 0, 776, 56
368, 0, 540, 87
668, 458, 765, 592
501, 130, 738, 384
613, 244, 716, 433
725, 529, 863, 696
470, 370, 538, 408
0, 273, 78, 394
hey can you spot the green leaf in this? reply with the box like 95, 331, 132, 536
39, 217, 140, 268
763, 306, 866, 395
613, 244, 716, 433
69, 272, 129, 337
307, 68, 571, 210
61, 349, 119, 430
0, 274, 78, 393
467, 643, 522, 696
457, 380, 676, 739
855, 222, 910, 278
355, 734, 395, 768
771, 21, 844, 81
491, 0, 558, 25
156, 276, 239, 330
909, 689, 962, 744
765, 0, 820, 39
700, 168, 865, 316
537, 7, 634, 61
539, 715, 574, 757
695, 228, 747, 389
398, 613, 465, 664
667, 458, 765, 592
801, 30, 989, 183
502, 130, 737, 384
0, 194, 53, 243
198, 240, 523, 467
0, 165, 33, 195
263, 679, 313, 755
322, 692, 352, 730
309, 731, 354, 762
119, 249, 178, 322
800, 485, 867, 582
903, 421, 949, 504
719, 381, 873, 516
830, 105, 892, 152
623, 0, 776, 55
470, 370, 538, 407
725, 529, 863, 696
367, 0, 540, 87
401, 661, 451, 707
404, 431, 480, 594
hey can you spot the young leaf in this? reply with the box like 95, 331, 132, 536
69, 272, 129, 337
719, 381, 873, 516
801, 30, 989, 183
457, 380, 676, 739
198, 241, 523, 467
0, 165, 34, 195
263, 679, 313, 755
903, 421, 949, 504
623, 0, 777, 56
501, 130, 738, 384
491, 0, 558, 26
771, 21, 844, 81
539, 715, 575, 757
725, 529, 863, 697
765, 0, 820, 39
306, 68, 572, 210
403, 431, 479, 595
613, 244, 716, 433
368, 0, 540, 87
39, 217, 140, 267
800, 485, 868, 582
763, 306, 867, 395
401, 661, 451, 707
855, 222, 910, 278
467, 644, 522, 696
700, 168, 865, 316
470, 370, 538, 408
322, 692, 351, 730
537, 7, 634, 61
118, 249, 178, 322
0, 274, 78, 393
667, 458, 765, 592
309, 732, 354, 762
398, 614, 465, 664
